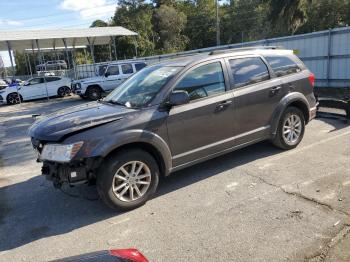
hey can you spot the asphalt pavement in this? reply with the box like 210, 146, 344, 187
0, 96, 349, 262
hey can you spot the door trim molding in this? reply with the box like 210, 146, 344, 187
172, 125, 270, 160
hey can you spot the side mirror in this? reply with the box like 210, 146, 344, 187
104, 72, 110, 78
169, 90, 190, 106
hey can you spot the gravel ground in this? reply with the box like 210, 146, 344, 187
0, 96, 349, 262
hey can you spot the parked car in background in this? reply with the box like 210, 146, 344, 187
71, 61, 147, 100
0, 79, 8, 90
36, 60, 68, 71
0, 76, 71, 105
29, 47, 317, 210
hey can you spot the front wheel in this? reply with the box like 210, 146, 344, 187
86, 86, 102, 100
6, 93, 22, 105
97, 149, 159, 211
272, 106, 305, 150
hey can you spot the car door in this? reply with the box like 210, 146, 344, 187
166, 60, 235, 167
20, 77, 45, 100
45, 77, 61, 96
104, 65, 122, 91
226, 56, 285, 145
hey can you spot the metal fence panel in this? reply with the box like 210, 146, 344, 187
76, 26, 350, 88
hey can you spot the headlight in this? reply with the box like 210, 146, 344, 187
40, 142, 84, 162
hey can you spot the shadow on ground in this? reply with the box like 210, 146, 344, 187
0, 141, 281, 251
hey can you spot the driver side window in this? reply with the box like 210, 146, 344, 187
28, 78, 43, 85
173, 62, 225, 101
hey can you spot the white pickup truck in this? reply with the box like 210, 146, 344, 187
72, 61, 147, 100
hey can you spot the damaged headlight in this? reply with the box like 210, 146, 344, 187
40, 142, 84, 162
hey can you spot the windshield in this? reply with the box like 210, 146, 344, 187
104, 65, 181, 108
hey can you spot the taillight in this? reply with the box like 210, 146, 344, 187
109, 249, 149, 262
308, 73, 315, 87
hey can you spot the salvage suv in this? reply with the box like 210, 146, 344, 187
29, 47, 317, 210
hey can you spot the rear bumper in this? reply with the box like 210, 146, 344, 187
309, 105, 318, 121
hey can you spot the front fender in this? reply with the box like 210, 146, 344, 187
89, 129, 172, 175
270, 92, 310, 136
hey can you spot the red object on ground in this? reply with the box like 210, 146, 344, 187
109, 249, 149, 262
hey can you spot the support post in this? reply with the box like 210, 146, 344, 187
134, 36, 138, 58
6, 41, 21, 105
327, 28, 332, 88
87, 37, 96, 76
215, 0, 220, 46
36, 39, 49, 101
111, 36, 117, 60
62, 38, 71, 70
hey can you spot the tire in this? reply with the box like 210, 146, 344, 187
6, 93, 22, 105
272, 106, 305, 150
64, 86, 71, 96
97, 149, 160, 211
57, 87, 66, 97
86, 86, 102, 100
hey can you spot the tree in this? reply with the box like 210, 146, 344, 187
152, 5, 188, 52
112, 1, 155, 58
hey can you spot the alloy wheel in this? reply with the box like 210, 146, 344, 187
112, 161, 152, 202
282, 114, 302, 145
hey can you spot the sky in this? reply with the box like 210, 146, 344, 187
0, 0, 117, 66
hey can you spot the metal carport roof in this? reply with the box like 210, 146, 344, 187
0, 26, 137, 51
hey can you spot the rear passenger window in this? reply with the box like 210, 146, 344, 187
135, 63, 146, 71
264, 56, 301, 77
106, 66, 119, 76
121, 64, 134, 74
229, 57, 270, 88
174, 62, 225, 101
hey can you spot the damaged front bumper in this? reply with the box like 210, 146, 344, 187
42, 158, 101, 188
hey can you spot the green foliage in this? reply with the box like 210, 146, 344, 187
152, 5, 188, 52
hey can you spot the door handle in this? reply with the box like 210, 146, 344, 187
270, 86, 281, 96
216, 100, 232, 111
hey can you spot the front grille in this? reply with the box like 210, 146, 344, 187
0, 95, 3, 101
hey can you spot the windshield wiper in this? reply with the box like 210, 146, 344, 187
102, 100, 126, 107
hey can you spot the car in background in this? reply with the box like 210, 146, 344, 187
36, 60, 68, 71
0, 79, 8, 90
71, 61, 147, 100
0, 76, 71, 105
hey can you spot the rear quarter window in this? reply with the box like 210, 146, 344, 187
121, 64, 134, 74
229, 57, 270, 88
264, 55, 301, 77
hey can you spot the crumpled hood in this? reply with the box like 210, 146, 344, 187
28, 101, 136, 141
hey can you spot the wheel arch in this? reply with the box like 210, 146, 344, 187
90, 130, 172, 177
271, 92, 310, 136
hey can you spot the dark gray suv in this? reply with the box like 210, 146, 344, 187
29, 47, 317, 210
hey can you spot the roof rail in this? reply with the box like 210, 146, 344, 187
209, 45, 284, 55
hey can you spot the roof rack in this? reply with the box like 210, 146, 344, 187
209, 45, 284, 55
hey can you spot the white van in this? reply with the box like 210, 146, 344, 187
72, 61, 147, 100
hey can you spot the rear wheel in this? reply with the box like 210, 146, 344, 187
86, 86, 102, 100
57, 87, 66, 97
97, 149, 159, 211
6, 93, 22, 105
272, 106, 305, 150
